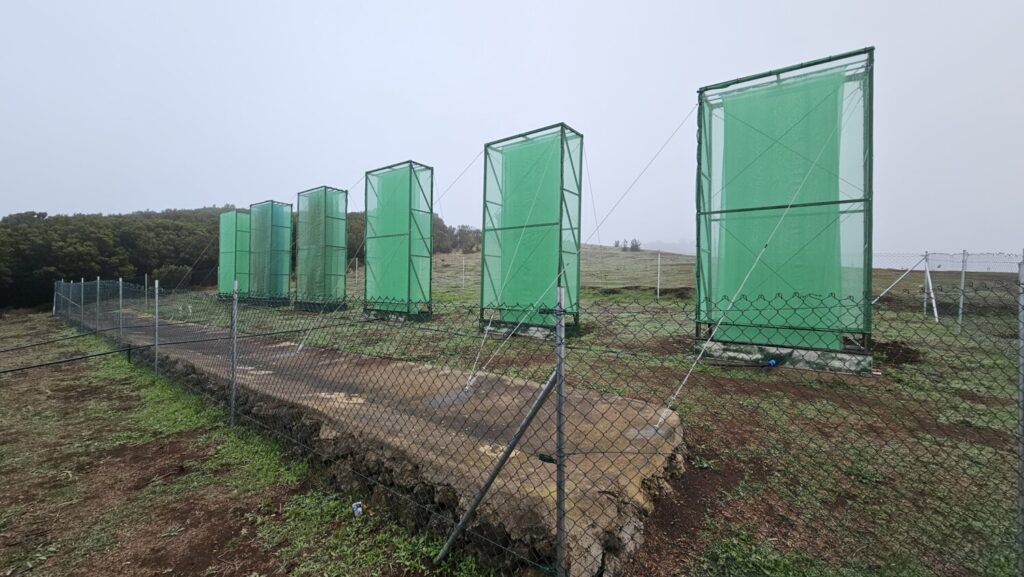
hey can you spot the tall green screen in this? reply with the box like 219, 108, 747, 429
296, 186, 347, 309
481, 124, 583, 329
218, 210, 250, 297
249, 200, 292, 304
364, 161, 433, 317
696, 49, 873, 352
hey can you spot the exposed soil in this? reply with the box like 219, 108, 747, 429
953, 389, 1014, 408
0, 319, 289, 577
873, 340, 924, 365
697, 372, 1013, 450
623, 447, 770, 577
70, 486, 290, 577
591, 286, 693, 300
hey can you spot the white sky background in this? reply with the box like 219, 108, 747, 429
0, 1, 1020, 253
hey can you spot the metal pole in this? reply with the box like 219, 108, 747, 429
230, 279, 239, 426
69, 280, 74, 323
144, 273, 148, 313
96, 276, 101, 330
52, 281, 57, 316
924, 257, 939, 323
555, 286, 567, 577
154, 279, 160, 375
656, 250, 662, 301
80, 277, 85, 328
957, 250, 968, 329
1016, 258, 1023, 577
923, 252, 929, 315
118, 277, 123, 338
434, 368, 559, 566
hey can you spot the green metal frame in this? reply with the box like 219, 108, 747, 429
363, 160, 434, 319
295, 186, 348, 311
217, 210, 250, 298
694, 47, 874, 354
479, 123, 583, 332
248, 200, 292, 306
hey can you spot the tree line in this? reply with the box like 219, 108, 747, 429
0, 208, 481, 309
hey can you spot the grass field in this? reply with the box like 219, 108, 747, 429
0, 313, 488, 577
34, 245, 1024, 576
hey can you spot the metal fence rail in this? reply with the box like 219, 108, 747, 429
31, 272, 1024, 576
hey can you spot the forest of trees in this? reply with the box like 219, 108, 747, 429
0, 207, 481, 309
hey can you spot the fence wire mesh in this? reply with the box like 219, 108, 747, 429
26, 267, 1024, 576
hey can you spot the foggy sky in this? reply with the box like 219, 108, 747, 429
1, 1, 1020, 253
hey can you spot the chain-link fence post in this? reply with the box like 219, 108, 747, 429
925, 253, 933, 315
144, 273, 148, 314
52, 281, 57, 316
1017, 257, 1024, 577
958, 250, 968, 331
80, 277, 85, 328
95, 276, 100, 330
656, 250, 662, 301
154, 279, 159, 376
555, 286, 567, 577
118, 277, 123, 338
230, 279, 238, 426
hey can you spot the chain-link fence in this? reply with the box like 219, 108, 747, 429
36, 267, 1024, 576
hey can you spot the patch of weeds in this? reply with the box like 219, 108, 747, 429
255, 493, 489, 577
75, 529, 116, 556
845, 462, 883, 486
200, 427, 307, 493
255, 493, 350, 558
158, 525, 185, 538
6, 542, 62, 575
109, 376, 224, 445
690, 454, 717, 470
0, 508, 11, 532
699, 529, 814, 577
699, 526, 937, 577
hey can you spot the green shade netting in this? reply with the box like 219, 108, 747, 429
218, 211, 249, 296
698, 60, 870, 351
482, 126, 582, 327
365, 164, 432, 313
296, 187, 347, 305
249, 201, 291, 300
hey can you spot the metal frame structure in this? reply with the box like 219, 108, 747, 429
479, 123, 583, 332
295, 186, 348, 311
248, 200, 292, 306
363, 160, 433, 319
217, 210, 250, 298
694, 47, 874, 356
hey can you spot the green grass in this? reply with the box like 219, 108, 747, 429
699, 526, 935, 577
56, 245, 1022, 576
0, 314, 485, 576
254, 492, 491, 577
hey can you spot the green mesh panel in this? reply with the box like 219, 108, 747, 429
249, 200, 292, 301
364, 162, 432, 314
296, 187, 347, 305
481, 124, 583, 327
697, 50, 873, 351
218, 211, 249, 296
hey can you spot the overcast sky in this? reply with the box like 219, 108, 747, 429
1, 1, 1020, 253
